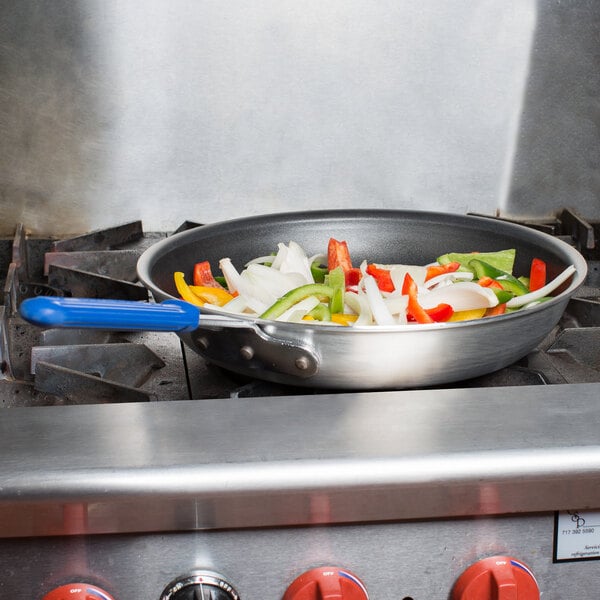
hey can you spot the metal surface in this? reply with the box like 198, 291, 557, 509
0, 514, 597, 600
136, 209, 587, 389
1, 2, 600, 235
1, 383, 600, 538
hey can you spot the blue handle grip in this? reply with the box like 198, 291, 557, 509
19, 297, 201, 332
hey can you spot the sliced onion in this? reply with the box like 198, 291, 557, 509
243, 264, 304, 299
506, 265, 576, 308
384, 295, 408, 323
424, 271, 473, 290
245, 255, 276, 266
278, 241, 314, 283
418, 281, 498, 311
362, 275, 396, 325
389, 265, 427, 291
219, 258, 268, 314
344, 291, 373, 325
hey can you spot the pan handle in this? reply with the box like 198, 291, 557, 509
19, 296, 320, 379
20, 296, 203, 332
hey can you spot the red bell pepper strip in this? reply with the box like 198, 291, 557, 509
425, 303, 454, 322
366, 264, 395, 292
425, 261, 460, 282
485, 303, 507, 317
193, 261, 224, 289
477, 276, 504, 290
327, 238, 361, 287
529, 258, 547, 292
403, 273, 434, 324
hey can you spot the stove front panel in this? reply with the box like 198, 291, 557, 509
0, 514, 598, 599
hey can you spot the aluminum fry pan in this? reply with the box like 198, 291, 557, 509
23, 210, 588, 389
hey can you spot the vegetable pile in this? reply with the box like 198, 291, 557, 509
173, 239, 576, 326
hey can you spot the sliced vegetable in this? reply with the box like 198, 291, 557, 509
362, 275, 396, 325
448, 308, 487, 322
259, 283, 334, 320
438, 249, 516, 273
529, 258, 547, 292
506, 265, 576, 308
418, 281, 499, 312
189, 285, 234, 306
193, 261, 225, 289
469, 259, 529, 296
484, 303, 507, 317
328, 238, 361, 286
174, 272, 205, 306
366, 264, 395, 292
327, 266, 346, 314
310, 259, 328, 283
425, 303, 454, 322
403, 273, 434, 324
331, 313, 358, 326
425, 261, 460, 282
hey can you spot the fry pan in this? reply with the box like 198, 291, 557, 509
20, 210, 588, 389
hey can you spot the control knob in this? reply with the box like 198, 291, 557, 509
452, 555, 540, 599
160, 570, 240, 600
282, 566, 369, 599
42, 583, 115, 600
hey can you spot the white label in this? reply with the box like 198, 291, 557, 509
555, 510, 600, 560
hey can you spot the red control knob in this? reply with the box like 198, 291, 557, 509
42, 583, 116, 600
452, 556, 540, 600
282, 566, 368, 600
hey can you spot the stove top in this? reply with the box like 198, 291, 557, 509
1, 209, 599, 407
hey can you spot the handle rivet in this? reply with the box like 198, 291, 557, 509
295, 356, 310, 371
240, 345, 254, 360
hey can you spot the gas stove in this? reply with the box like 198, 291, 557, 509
2, 208, 599, 405
0, 209, 599, 599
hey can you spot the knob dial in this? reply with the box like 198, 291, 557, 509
160, 571, 240, 600
452, 555, 540, 600
283, 566, 369, 600
42, 583, 115, 600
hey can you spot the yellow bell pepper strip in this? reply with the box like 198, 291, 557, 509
174, 272, 205, 306
448, 308, 487, 322
331, 313, 358, 326
189, 285, 234, 306
259, 283, 334, 320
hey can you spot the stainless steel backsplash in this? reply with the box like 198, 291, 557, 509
1, 1, 598, 235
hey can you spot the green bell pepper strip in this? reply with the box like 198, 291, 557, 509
469, 259, 529, 296
438, 249, 516, 273
491, 289, 514, 304
308, 303, 331, 321
327, 266, 345, 314
259, 283, 335, 320
310, 260, 328, 283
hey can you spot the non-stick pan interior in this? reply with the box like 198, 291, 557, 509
138, 209, 586, 302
